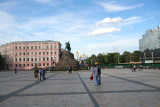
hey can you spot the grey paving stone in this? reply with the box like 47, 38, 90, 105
0, 69, 160, 107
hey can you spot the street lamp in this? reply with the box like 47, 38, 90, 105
144, 53, 146, 62
151, 52, 153, 61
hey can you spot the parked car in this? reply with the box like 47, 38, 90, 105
115, 65, 123, 69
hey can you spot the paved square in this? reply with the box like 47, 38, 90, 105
0, 69, 160, 107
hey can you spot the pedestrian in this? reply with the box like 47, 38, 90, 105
97, 66, 101, 85
133, 65, 136, 72
88, 66, 90, 71
34, 68, 39, 79
43, 68, 46, 80
39, 68, 43, 80
68, 66, 72, 73
91, 65, 98, 86
15, 68, 18, 74
131, 64, 133, 72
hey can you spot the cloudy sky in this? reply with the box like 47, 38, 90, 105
0, 0, 160, 56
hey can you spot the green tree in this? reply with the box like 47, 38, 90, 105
97, 53, 105, 65
104, 54, 109, 65
120, 51, 131, 63
132, 50, 141, 62
86, 57, 92, 66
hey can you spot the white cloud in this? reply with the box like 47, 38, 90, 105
99, 2, 144, 12
89, 27, 120, 36
122, 16, 141, 26
96, 17, 122, 26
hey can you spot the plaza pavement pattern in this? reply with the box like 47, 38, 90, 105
0, 69, 160, 107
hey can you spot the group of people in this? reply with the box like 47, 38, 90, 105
34, 68, 46, 80
90, 65, 101, 86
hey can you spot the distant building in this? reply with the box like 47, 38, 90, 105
0, 40, 61, 70
139, 25, 160, 52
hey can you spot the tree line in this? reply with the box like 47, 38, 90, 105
86, 50, 141, 66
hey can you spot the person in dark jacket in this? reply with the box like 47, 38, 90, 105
34, 68, 39, 79
43, 68, 46, 80
68, 66, 72, 73
97, 66, 101, 85
39, 68, 43, 80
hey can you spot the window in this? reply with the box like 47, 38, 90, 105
39, 52, 41, 55
15, 58, 17, 62
31, 52, 33, 55
51, 57, 53, 61
27, 64, 29, 67
43, 63, 45, 66
23, 52, 25, 55
23, 58, 25, 61
16, 64, 17, 67
51, 51, 53, 54
19, 58, 21, 62
51, 46, 53, 49
47, 46, 48, 49
31, 63, 33, 66
43, 44, 45, 49
47, 63, 49, 66
47, 52, 49, 55
35, 58, 37, 61
23, 46, 25, 49
19, 64, 21, 67
35, 46, 37, 49
27, 52, 29, 55
54, 45, 56, 49
27, 58, 29, 61
23, 64, 25, 67
15, 46, 17, 50
19, 52, 21, 55
39, 57, 41, 61
31, 58, 33, 61
39, 46, 41, 49
19, 46, 21, 50
47, 57, 49, 61
27, 46, 29, 49
31, 46, 33, 49
43, 57, 45, 61
39, 63, 41, 66
55, 52, 56, 54
35, 52, 37, 55
43, 52, 45, 55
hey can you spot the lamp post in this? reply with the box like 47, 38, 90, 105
151, 52, 153, 61
144, 53, 146, 62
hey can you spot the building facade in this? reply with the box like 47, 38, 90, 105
139, 25, 160, 52
0, 40, 61, 70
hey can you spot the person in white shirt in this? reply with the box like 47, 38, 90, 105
91, 65, 98, 86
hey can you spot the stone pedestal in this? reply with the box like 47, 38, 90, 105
53, 50, 79, 71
